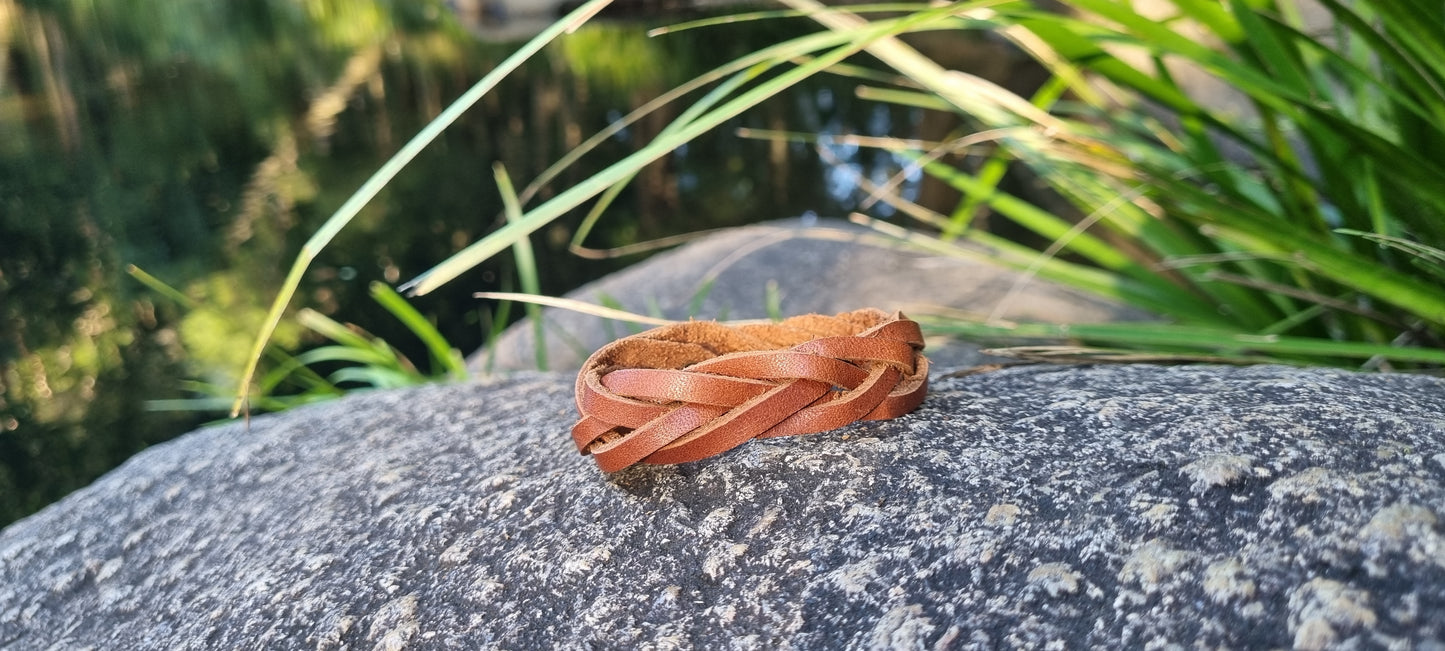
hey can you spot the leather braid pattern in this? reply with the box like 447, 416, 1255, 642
572, 309, 928, 472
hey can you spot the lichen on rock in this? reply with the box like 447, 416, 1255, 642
1, 363, 1443, 648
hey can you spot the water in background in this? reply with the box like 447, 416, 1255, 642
0, 0, 943, 525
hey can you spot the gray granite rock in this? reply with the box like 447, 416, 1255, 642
3, 364, 1444, 649
476, 217, 1150, 373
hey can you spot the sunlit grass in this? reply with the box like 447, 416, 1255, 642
236, 0, 1445, 409
774, 0, 1445, 368
230, 0, 616, 415
134, 265, 467, 413
231, 0, 1002, 409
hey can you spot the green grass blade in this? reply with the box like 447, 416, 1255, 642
784, 0, 1060, 129
1227, 0, 1312, 96
1005, 12, 1196, 112
1337, 229, 1445, 283
649, 3, 945, 34
1264, 8, 1442, 123
1368, 0, 1445, 86
147, 397, 284, 413
368, 281, 466, 379
295, 308, 383, 354
945, 76, 1070, 239
126, 265, 200, 309
292, 345, 402, 370
475, 291, 679, 327
597, 293, 645, 336
327, 367, 418, 389
921, 317, 1445, 365
230, 0, 615, 415
687, 279, 716, 319
570, 67, 762, 252
854, 86, 954, 111
519, 30, 858, 212
494, 163, 547, 371
765, 279, 783, 321
1314, 0, 1445, 111
920, 157, 1169, 287
257, 353, 343, 396
1169, 0, 1242, 42
402, 3, 970, 297
1200, 221, 1445, 327
853, 213, 1219, 323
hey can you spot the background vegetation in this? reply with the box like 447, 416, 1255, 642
383, 0, 1445, 373
0, 0, 925, 526
8, 0, 1443, 527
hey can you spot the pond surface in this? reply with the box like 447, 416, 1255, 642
0, 0, 931, 524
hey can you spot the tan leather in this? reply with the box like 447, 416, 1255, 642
572, 309, 929, 472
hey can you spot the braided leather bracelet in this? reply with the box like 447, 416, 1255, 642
571, 309, 929, 472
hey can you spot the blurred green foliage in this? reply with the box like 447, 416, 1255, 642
0, 0, 922, 526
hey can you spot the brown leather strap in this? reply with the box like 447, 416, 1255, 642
572, 309, 929, 472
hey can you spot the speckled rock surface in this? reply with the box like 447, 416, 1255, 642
475, 217, 1149, 373
3, 364, 1444, 649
